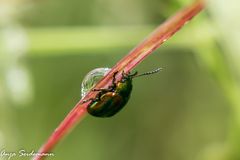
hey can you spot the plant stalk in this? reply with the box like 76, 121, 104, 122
33, 0, 205, 159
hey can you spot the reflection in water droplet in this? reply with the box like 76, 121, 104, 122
81, 68, 111, 98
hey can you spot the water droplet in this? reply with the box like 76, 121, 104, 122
81, 68, 111, 98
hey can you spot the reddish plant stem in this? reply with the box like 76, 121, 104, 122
34, 0, 204, 159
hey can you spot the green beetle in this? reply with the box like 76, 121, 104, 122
82, 68, 161, 117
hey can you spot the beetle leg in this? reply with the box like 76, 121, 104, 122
81, 89, 106, 104
81, 98, 95, 104
122, 70, 126, 78
91, 71, 118, 92
90, 89, 109, 102
109, 71, 118, 90
82, 93, 102, 104
92, 88, 110, 92
87, 71, 118, 99
112, 71, 118, 84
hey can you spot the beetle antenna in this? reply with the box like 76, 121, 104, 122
133, 68, 162, 78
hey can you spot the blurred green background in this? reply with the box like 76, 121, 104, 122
0, 0, 240, 160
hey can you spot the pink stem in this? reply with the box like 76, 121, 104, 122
33, 1, 205, 159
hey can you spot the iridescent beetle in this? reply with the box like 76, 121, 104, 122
81, 68, 161, 118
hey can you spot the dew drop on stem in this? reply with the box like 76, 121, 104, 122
81, 68, 111, 98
